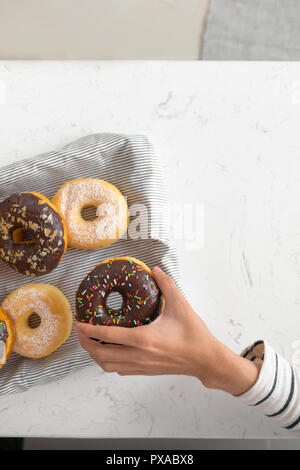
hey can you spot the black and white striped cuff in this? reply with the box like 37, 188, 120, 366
238, 340, 300, 435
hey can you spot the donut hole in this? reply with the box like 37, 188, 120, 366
12, 228, 37, 244
81, 205, 98, 222
106, 291, 123, 311
27, 312, 41, 329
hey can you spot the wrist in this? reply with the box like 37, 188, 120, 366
196, 339, 261, 396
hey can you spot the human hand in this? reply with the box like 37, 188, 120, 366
74, 266, 260, 396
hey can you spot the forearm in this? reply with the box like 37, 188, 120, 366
214, 345, 261, 396
197, 338, 300, 436
194, 338, 261, 396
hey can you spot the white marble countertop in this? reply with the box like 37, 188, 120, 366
0, 61, 299, 438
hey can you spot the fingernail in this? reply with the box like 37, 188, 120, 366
153, 266, 162, 273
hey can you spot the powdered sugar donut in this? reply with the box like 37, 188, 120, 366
52, 178, 128, 250
1, 284, 72, 358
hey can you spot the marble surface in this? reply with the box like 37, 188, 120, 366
0, 61, 299, 438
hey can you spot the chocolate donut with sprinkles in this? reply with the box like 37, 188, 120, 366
0, 192, 67, 276
76, 257, 165, 327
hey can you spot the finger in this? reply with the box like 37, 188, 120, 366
76, 329, 142, 363
76, 331, 117, 365
152, 266, 180, 304
100, 363, 166, 376
99, 362, 149, 374
76, 328, 101, 355
74, 321, 143, 347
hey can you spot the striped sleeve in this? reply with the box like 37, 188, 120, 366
237, 340, 300, 436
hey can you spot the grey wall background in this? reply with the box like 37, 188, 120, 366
202, 0, 300, 60
0, 0, 209, 59
2, 0, 300, 60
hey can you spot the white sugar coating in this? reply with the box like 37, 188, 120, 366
1, 286, 69, 357
53, 179, 128, 248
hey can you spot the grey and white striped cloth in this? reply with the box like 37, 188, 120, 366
238, 340, 300, 436
0, 133, 181, 396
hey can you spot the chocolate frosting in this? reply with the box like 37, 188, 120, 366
0, 192, 66, 276
76, 258, 162, 327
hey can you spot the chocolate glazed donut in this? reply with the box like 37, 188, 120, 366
0, 192, 67, 276
0, 307, 14, 368
0, 319, 9, 360
76, 257, 164, 327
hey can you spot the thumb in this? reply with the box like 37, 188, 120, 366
152, 266, 180, 304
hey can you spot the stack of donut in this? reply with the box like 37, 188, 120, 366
0, 178, 164, 368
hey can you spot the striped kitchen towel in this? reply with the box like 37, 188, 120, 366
0, 133, 181, 396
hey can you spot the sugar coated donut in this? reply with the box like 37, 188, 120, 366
52, 178, 128, 250
0, 307, 15, 368
1, 284, 73, 358
76, 257, 164, 327
0, 192, 67, 276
